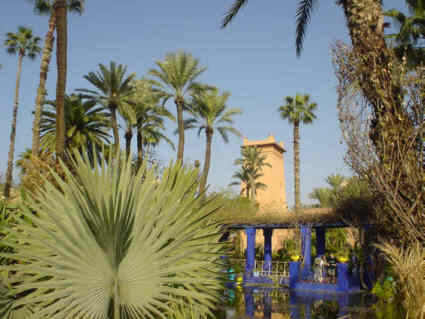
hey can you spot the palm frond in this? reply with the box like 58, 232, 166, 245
222, 0, 248, 28
295, 0, 317, 56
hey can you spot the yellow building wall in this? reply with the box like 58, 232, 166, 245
239, 135, 293, 252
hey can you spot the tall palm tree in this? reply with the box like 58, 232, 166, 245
3, 27, 41, 199
385, 0, 425, 68
40, 94, 110, 155
234, 146, 271, 201
184, 88, 242, 194
279, 93, 317, 212
30, 0, 84, 157
149, 51, 207, 163
79, 62, 136, 151
221, 0, 406, 158
54, 0, 68, 160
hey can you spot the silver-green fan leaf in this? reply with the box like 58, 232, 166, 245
5, 150, 225, 319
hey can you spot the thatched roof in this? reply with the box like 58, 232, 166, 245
221, 208, 350, 229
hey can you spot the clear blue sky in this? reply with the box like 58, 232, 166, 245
0, 0, 406, 207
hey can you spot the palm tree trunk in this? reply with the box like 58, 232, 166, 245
136, 125, 143, 170
199, 128, 213, 194
54, 0, 67, 160
175, 97, 185, 164
32, 12, 56, 156
341, 0, 407, 155
111, 107, 120, 152
4, 54, 23, 199
294, 121, 301, 212
250, 176, 256, 202
124, 128, 132, 159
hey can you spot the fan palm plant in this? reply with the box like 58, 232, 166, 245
40, 94, 110, 155
30, 0, 84, 157
79, 62, 136, 151
234, 146, 271, 201
3, 26, 41, 199
279, 93, 317, 212
3, 151, 225, 318
149, 51, 207, 163
184, 88, 242, 194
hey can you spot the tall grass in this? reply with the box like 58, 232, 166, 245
378, 242, 425, 319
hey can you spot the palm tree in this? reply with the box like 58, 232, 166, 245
40, 94, 110, 155
30, 0, 84, 157
221, 0, 406, 156
3, 27, 41, 199
122, 79, 174, 162
4, 152, 224, 318
234, 146, 271, 201
184, 88, 242, 194
79, 62, 135, 152
385, 0, 425, 68
54, 0, 68, 159
230, 166, 267, 198
149, 51, 207, 163
279, 93, 317, 212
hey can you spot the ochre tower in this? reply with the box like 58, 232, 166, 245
239, 136, 290, 252
242, 135, 287, 212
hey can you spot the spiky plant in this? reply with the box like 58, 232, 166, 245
3, 151, 225, 318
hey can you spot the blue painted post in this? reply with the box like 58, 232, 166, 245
305, 303, 312, 319
337, 263, 349, 292
289, 262, 300, 288
244, 288, 254, 318
245, 227, 256, 280
316, 227, 326, 256
289, 291, 301, 319
263, 228, 273, 272
301, 226, 312, 280
263, 290, 272, 319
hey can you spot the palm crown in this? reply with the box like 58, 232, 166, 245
40, 94, 110, 151
184, 88, 242, 193
279, 93, 317, 124
5, 26, 41, 58
125, 79, 175, 165
234, 146, 271, 200
32, 0, 85, 15
149, 51, 207, 163
185, 88, 242, 142
79, 62, 136, 148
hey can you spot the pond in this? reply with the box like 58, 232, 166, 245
216, 287, 404, 319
